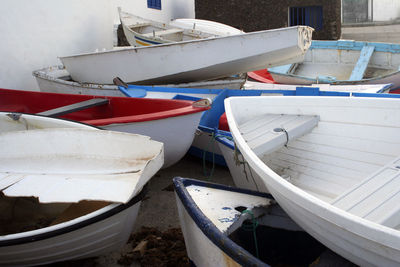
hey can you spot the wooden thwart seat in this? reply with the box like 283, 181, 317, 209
332, 156, 400, 227
142, 28, 184, 38
37, 98, 109, 117
348, 45, 375, 81
128, 22, 152, 29
239, 114, 319, 157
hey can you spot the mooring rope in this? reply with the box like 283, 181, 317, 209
241, 209, 259, 259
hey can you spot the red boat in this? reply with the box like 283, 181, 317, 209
0, 88, 210, 168
247, 69, 276, 83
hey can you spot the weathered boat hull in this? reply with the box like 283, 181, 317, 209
0, 187, 145, 266
60, 26, 313, 84
101, 111, 203, 168
173, 177, 352, 267
33, 66, 245, 97
173, 177, 273, 267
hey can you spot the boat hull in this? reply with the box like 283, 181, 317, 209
216, 134, 268, 192
33, 66, 245, 96
0, 188, 145, 266
60, 26, 313, 84
102, 112, 203, 168
226, 96, 400, 266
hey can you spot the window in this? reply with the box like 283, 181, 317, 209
289, 6, 323, 31
148, 0, 161, 10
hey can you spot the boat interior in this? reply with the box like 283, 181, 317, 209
0, 192, 109, 235
271, 46, 400, 81
129, 23, 216, 42
233, 97, 400, 230
0, 88, 197, 122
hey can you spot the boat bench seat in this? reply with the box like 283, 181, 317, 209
142, 28, 184, 38
238, 113, 319, 157
37, 98, 109, 117
128, 22, 152, 29
332, 156, 400, 228
348, 45, 375, 81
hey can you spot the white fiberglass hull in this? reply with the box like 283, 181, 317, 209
102, 112, 203, 168
60, 26, 313, 84
33, 66, 244, 97
0, 189, 144, 266
226, 96, 400, 266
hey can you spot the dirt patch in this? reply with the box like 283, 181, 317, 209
118, 227, 189, 267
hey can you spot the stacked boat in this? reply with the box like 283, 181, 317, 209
4, 5, 400, 267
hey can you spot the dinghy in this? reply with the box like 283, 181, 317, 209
174, 177, 353, 266
121, 85, 396, 168
0, 113, 163, 265
32, 65, 245, 96
0, 88, 209, 168
226, 95, 400, 266
268, 40, 400, 90
60, 26, 313, 85
119, 8, 242, 46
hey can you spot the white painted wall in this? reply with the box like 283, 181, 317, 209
373, 0, 400, 21
0, 0, 194, 90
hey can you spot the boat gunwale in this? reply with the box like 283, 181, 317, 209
173, 177, 273, 267
0, 184, 147, 246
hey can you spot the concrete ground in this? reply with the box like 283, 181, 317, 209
341, 23, 400, 43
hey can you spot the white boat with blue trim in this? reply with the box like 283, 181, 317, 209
60, 26, 313, 85
0, 112, 163, 265
174, 177, 353, 266
269, 40, 400, 91
226, 95, 400, 266
119, 8, 243, 47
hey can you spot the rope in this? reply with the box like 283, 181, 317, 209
241, 209, 259, 258
202, 132, 217, 178
202, 132, 232, 179
234, 144, 260, 191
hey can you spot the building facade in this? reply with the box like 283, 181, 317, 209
0, 0, 195, 90
195, 0, 341, 40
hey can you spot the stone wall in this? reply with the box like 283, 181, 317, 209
195, 0, 341, 40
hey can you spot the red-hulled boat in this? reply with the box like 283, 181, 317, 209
0, 88, 210, 167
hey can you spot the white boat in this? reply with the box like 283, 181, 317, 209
0, 113, 164, 265
119, 8, 242, 47
268, 40, 400, 90
60, 26, 313, 85
243, 80, 393, 93
226, 96, 400, 266
32, 65, 245, 96
174, 177, 352, 266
